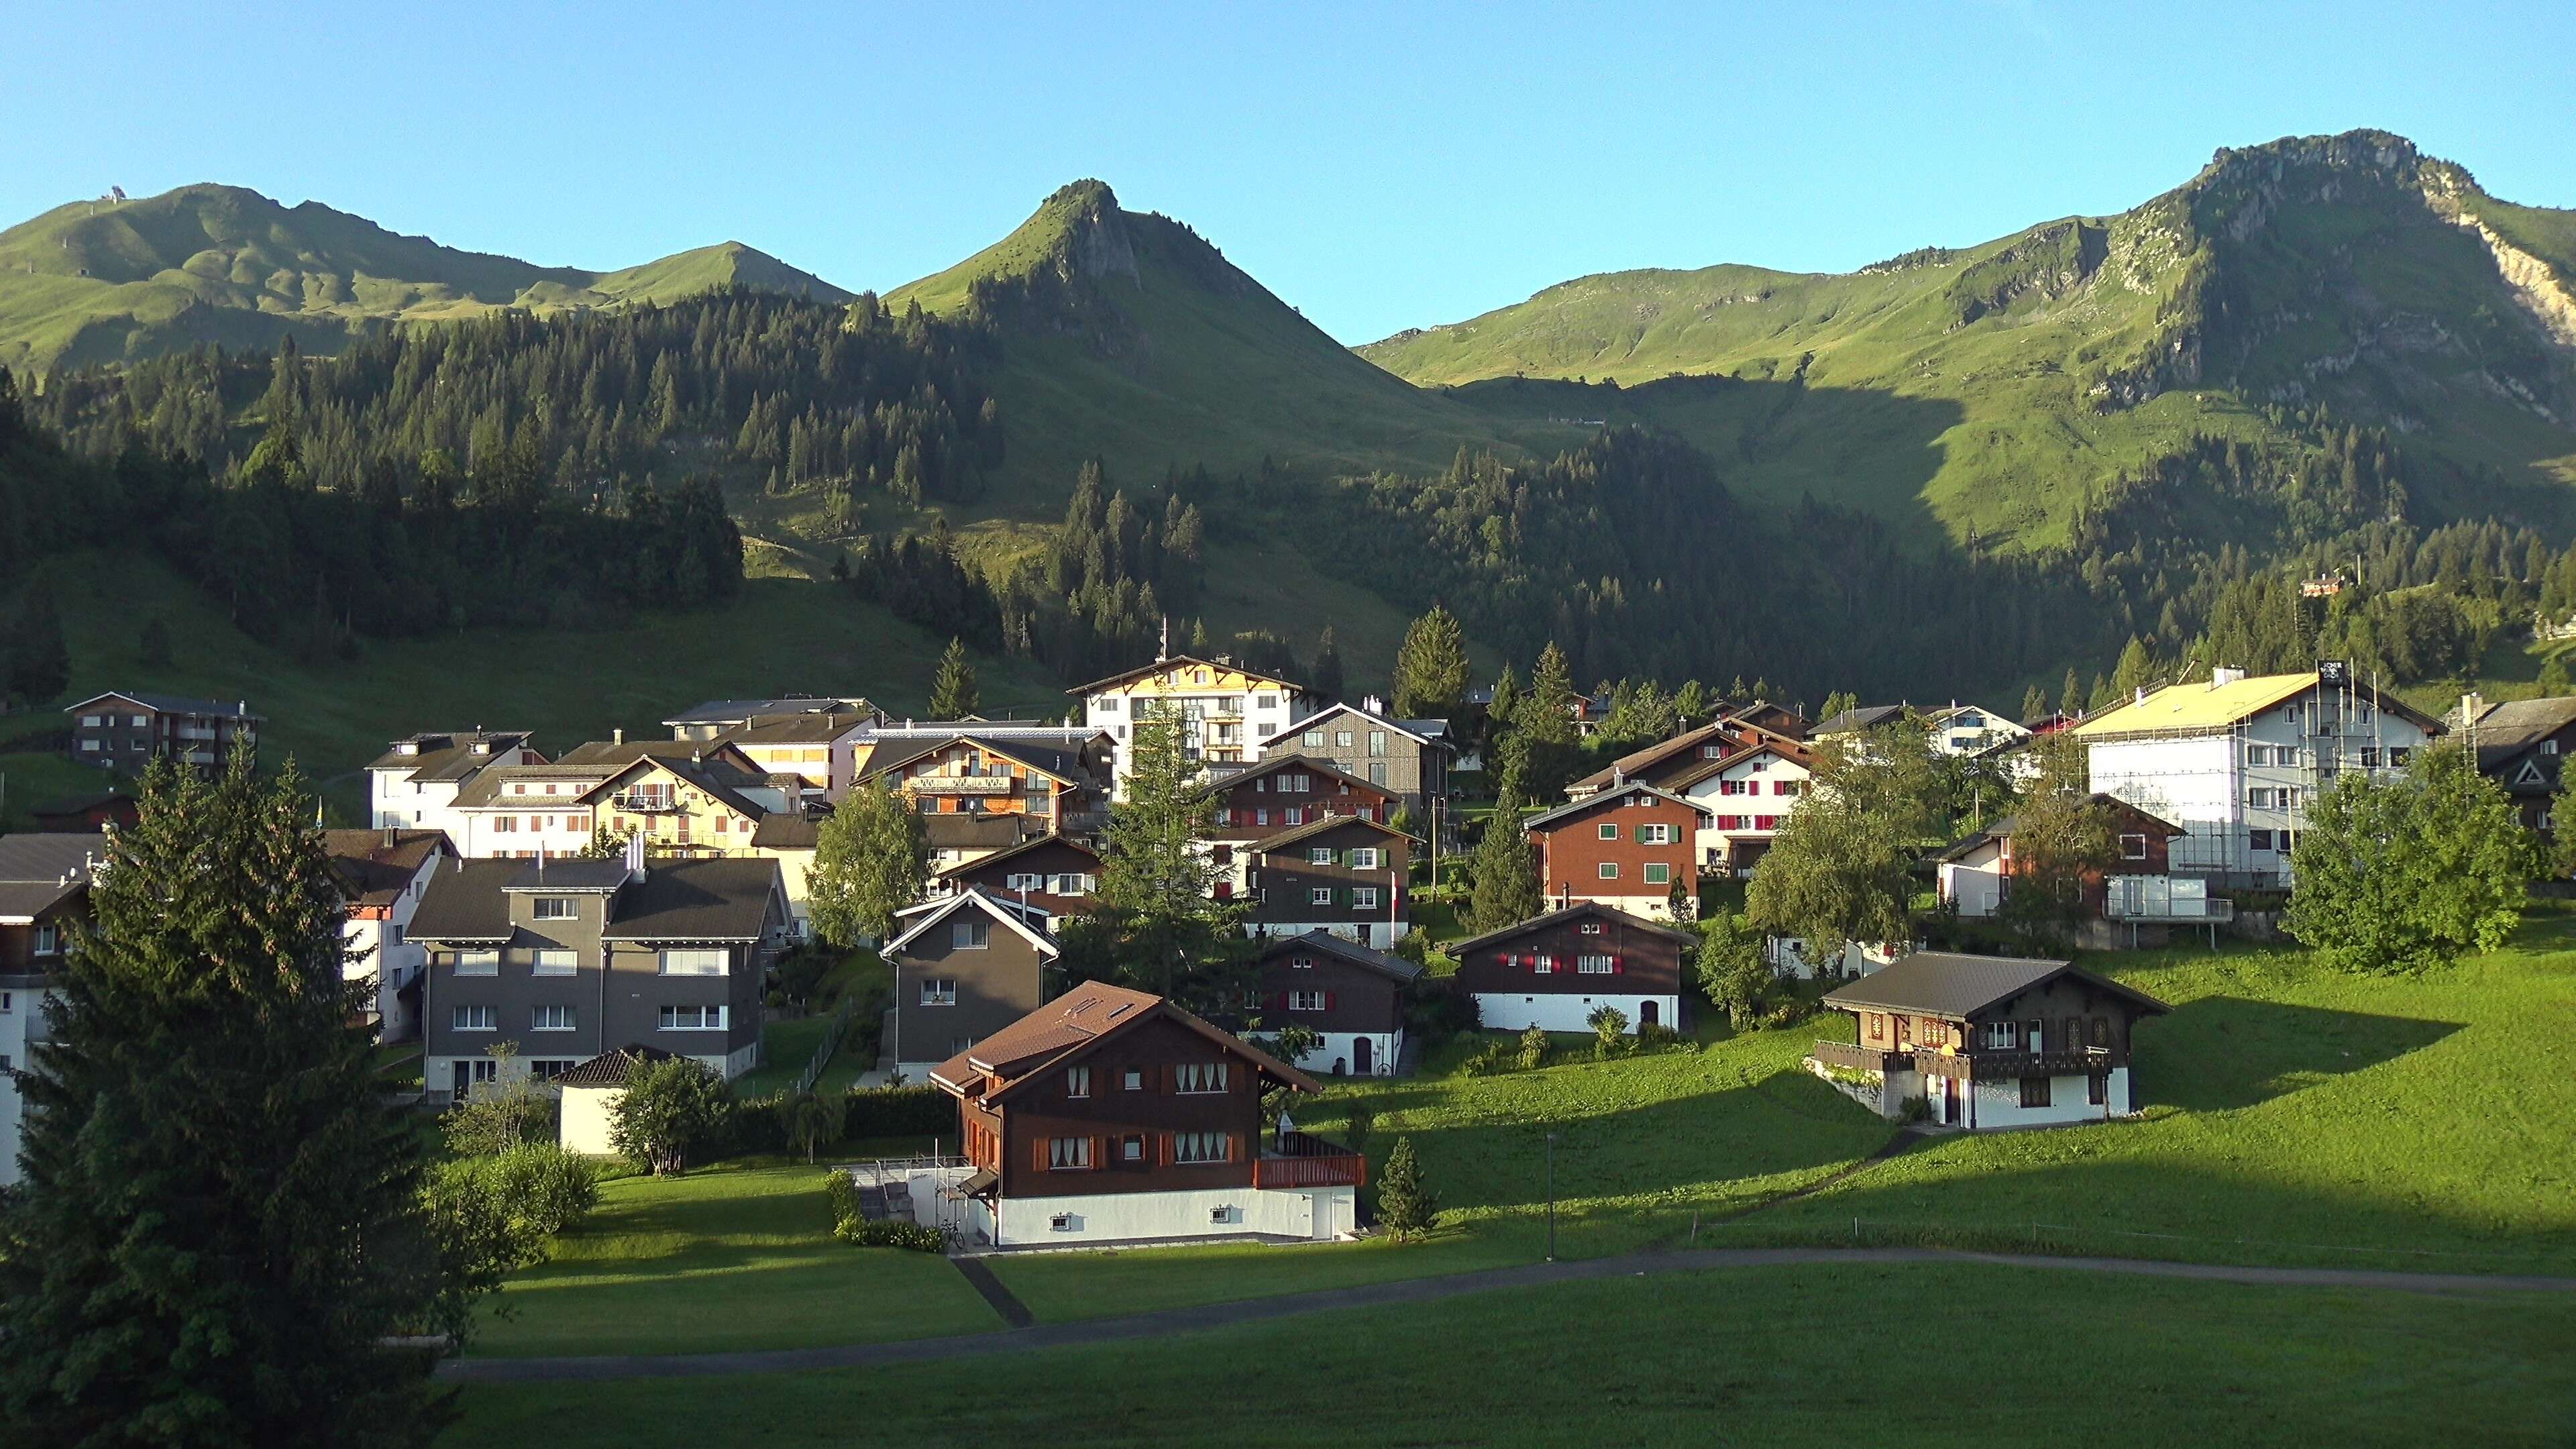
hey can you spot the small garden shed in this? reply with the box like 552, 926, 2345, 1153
556, 1044, 674, 1155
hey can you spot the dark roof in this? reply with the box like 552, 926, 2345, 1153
505, 859, 633, 892
962, 734, 1096, 784
1821, 951, 2169, 1020
30, 790, 138, 826
1254, 929, 1425, 985
1521, 781, 1712, 830
924, 813, 1044, 852
718, 712, 875, 745
663, 696, 873, 727
318, 828, 449, 908
930, 981, 1318, 1100
0, 833, 103, 922
600, 859, 784, 941
1201, 752, 1383, 798
66, 691, 264, 721
556, 1044, 677, 1088
752, 814, 822, 849
1247, 812, 1417, 854
2467, 698, 2576, 775
1565, 722, 1734, 795
407, 859, 522, 942
934, 832, 1101, 879
1255, 702, 1446, 750
1449, 901, 1700, 955
1931, 794, 2184, 863
1812, 704, 1910, 735
450, 763, 625, 809
365, 731, 534, 780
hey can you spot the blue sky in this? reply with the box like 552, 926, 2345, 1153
13, 1, 2574, 343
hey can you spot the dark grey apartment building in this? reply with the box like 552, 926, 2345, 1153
409, 853, 788, 1102
66, 692, 262, 776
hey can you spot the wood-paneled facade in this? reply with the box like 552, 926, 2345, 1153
1450, 902, 1696, 1035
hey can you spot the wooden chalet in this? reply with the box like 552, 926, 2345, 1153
1449, 901, 1696, 1035
935, 833, 1104, 920
1249, 928, 1425, 1077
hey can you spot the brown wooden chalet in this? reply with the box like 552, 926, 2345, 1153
1238, 814, 1415, 949
1449, 901, 1695, 1035
1202, 753, 1398, 851
1521, 783, 1710, 920
2461, 696, 2576, 837
932, 983, 1362, 1245
1812, 952, 2169, 1129
935, 833, 1104, 920
1250, 929, 1426, 1077
1564, 714, 1807, 799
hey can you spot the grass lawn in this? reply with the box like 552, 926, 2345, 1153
987, 1011, 1895, 1322
466, 1159, 998, 1359
1739, 917, 2576, 1274
449, 1260, 2576, 1446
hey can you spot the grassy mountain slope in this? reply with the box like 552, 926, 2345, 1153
0, 183, 848, 373
1363, 131, 2576, 554
885, 181, 1540, 518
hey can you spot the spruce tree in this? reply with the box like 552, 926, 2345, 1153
1077, 702, 1248, 1011
2061, 667, 2085, 717
1523, 643, 1578, 747
2021, 682, 2049, 721
0, 757, 450, 1444
928, 635, 980, 718
1375, 1136, 1437, 1240
1310, 627, 1346, 704
1467, 787, 1545, 932
1392, 604, 1470, 717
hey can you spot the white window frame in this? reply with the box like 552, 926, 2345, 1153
657, 1004, 728, 1032
920, 978, 959, 1006
452, 949, 500, 976
1642, 863, 1670, 886
1350, 847, 1380, 869
1352, 886, 1379, 909
1597, 822, 1619, 841
952, 918, 990, 950
1290, 989, 1326, 1011
1598, 861, 1619, 880
532, 897, 578, 921
659, 948, 729, 976
451, 1005, 496, 1032
1577, 953, 1615, 974
530, 1004, 577, 1032
530, 948, 578, 976
1309, 886, 1334, 906
1309, 846, 1335, 865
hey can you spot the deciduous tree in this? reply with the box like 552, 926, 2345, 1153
808, 781, 930, 947
2288, 745, 2530, 973
1747, 720, 1948, 967
610, 1057, 733, 1175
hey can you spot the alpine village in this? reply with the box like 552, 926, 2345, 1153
2, 76, 2574, 1449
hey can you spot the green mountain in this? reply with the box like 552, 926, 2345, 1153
1361, 131, 2576, 554
0, 182, 849, 372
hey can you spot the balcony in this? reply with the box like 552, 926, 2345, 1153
1808, 1039, 1912, 1074
1252, 1130, 1366, 1191
2106, 896, 2235, 924
1913, 1046, 2118, 1080
611, 793, 680, 813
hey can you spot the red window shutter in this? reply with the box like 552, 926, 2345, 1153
1611, 955, 1623, 974
1090, 1136, 1104, 1171
1325, 990, 1338, 1010
1034, 1136, 1049, 1172
1162, 1064, 1176, 1093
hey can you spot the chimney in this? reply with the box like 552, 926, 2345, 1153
383, 826, 396, 849
1364, 694, 1386, 715
2462, 690, 2485, 727
613, 727, 625, 745
2210, 666, 2247, 689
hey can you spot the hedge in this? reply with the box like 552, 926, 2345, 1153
724, 1084, 955, 1157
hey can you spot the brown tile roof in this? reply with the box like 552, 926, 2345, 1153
929, 982, 1319, 1101
1821, 951, 2169, 1020
319, 828, 449, 908
1449, 900, 1701, 955
933, 832, 1100, 879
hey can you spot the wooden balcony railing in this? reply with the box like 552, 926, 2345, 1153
1252, 1130, 1366, 1190
1913, 1046, 2119, 1079
1807, 1039, 1912, 1073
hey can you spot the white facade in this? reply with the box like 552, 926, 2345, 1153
1684, 748, 1809, 873
559, 1083, 623, 1155
453, 784, 604, 861
1937, 840, 2008, 918
1806, 1060, 2135, 1127
343, 845, 449, 1038
0, 984, 60, 1189
2088, 682, 2430, 885
1768, 938, 1902, 979
1081, 663, 1307, 789
1927, 705, 2030, 758
968, 1183, 1358, 1247
370, 738, 542, 835
1264, 1029, 1404, 1079
1472, 991, 1680, 1036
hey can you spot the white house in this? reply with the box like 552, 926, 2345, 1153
368, 731, 542, 836
321, 828, 455, 1040
1680, 739, 1814, 877
0, 835, 101, 1189
2074, 667, 2443, 887
1069, 649, 1310, 790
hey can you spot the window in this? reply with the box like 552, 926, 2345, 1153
1122, 1067, 1144, 1091
1638, 823, 1673, 845
1720, 779, 1746, 796
2245, 743, 2271, 766
2088, 1073, 2108, 1106
1702, 744, 1725, 759
531, 1005, 577, 1032
1578, 922, 1603, 935
1303, 729, 1325, 749
1597, 822, 1619, 841
1310, 886, 1334, 906
1175, 1062, 1229, 1093
2548, 741, 2563, 757
1352, 886, 1379, 909
660, 949, 728, 976
1368, 761, 1389, 786
1255, 808, 1271, 826
79, 739, 100, 752
1309, 846, 1336, 865
1984, 1020, 2019, 1050
1368, 731, 1387, 755
1065, 1066, 1091, 1098
1754, 816, 1781, 830
531, 948, 577, 976
1353, 847, 1383, 869
1290, 955, 1316, 971
1290, 989, 1326, 1011
32, 923, 61, 957
1642, 863, 1670, 886
1, 991, 13, 1013
2020, 1076, 2053, 1108
493, 816, 518, 833
1173, 1132, 1232, 1164
658, 1004, 727, 1031
1098, 697, 1122, 714
452, 949, 500, 975
1221, 696, 1244, 714
1597, 861, 1619, 880
79, 714, 101, 727
451, 1005, 496, 1032
1122, 1134, 1145, 1161
1006, 871, 1044, 892
2388, 747, 2410, 767
1577, 953, 1615, 974
919, 979, 958, 1006
2120, 833, 2148, 861
1866, 1012, 1885, 1042
1335, 731, 1355, 749
2250, 828, 2276, 851
952, 918, 990, 950
1048, 1137, 1094, 1171
529, 1059, 578, 1081
2360, 747, 2383, 767
1773, 780, 1800, 796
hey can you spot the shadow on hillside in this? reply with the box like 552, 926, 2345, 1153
2142, 997, 2461, 1113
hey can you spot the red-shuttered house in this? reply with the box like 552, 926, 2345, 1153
1201, 755, 1399, 893
1521, 784, 1711, 921
1450, 901, 1697, 1034
931, 983, 1364, 1246
1248, 930, 1424, 1078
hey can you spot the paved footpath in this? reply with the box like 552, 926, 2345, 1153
437, 1246, 2576, 1385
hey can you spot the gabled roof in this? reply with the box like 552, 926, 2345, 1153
2072, 671, 2444, 741
929, 981, 1319, 1101
2465, 697, 2576, 780
1929, 794, 2184, 863
556, 1044, 676, 1088
1812, 704, 1910, 735
1246, 812, 1418, 855
1822, 951, 2169, 1020
1254, 702, 1446, 750
0, 832, 104, 924
505, 859, 633, 892
64, 690, 264, 721
1203, 752, 1384, 798
1449, 900, 1700, 955
319, 828, 449, 908
1067, 654, 1301, 696
751, 814, 822, 850
405, 859, 521, 941
1565, 722, 1735, 796
598, 859, 784, 941
1522, 781, 1713, 831
934, 833, 1102, 881
882, 886, 1061, 959
366, 731, 537, 780
717, 712, 875, 745
1253, 928, 1426, 985
450, 762, 627, 809
1663, 737, 1814, 796
663, 696, 873, 727
924, 813, 1046, 853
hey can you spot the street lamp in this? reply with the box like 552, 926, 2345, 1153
1544, 1131, 1558, 1262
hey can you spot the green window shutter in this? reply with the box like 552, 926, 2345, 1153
1635, 824, 1651, 844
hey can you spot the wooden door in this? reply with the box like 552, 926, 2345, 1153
1354, 1036, 1373, 1074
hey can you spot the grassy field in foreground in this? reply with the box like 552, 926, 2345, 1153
466, 1159, 996, 1359
450, 1260, 2576, 1447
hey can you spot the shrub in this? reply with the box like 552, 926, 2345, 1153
1405, 981, 1479, 1055
442, 1048, 555, 1156
1456, 1040, 1505, 1077
1514, 1024, 1550, 1072
1635, 1020, 1684, 1051
823, 1169, 863, 1230
1344, 1103, 1376, 1157
610, 1057, 733, 1175
778, 1088, 850, 1165
1587, 1004, 1632, 1059
836, 1217, 947, 1252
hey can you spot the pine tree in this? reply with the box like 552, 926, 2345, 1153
1466, 787, 1545, 932
2061, 667, 2084, 717
1080, 701, 1248, 1011
1375, 1136, 1437, 1240
2110, 636, 2155, 700
807, 781, 930, 946
1309, 627, 1346, 704
1487, 661, 1520, 731
1392, 604, 1470, 717
1523, 642, 1578, 747
0, 757, 451, 1444
928, 636, 980, 718
2021, 682, 2049, 721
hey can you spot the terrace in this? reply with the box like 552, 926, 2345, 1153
1251, 1129, 1367, 1190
